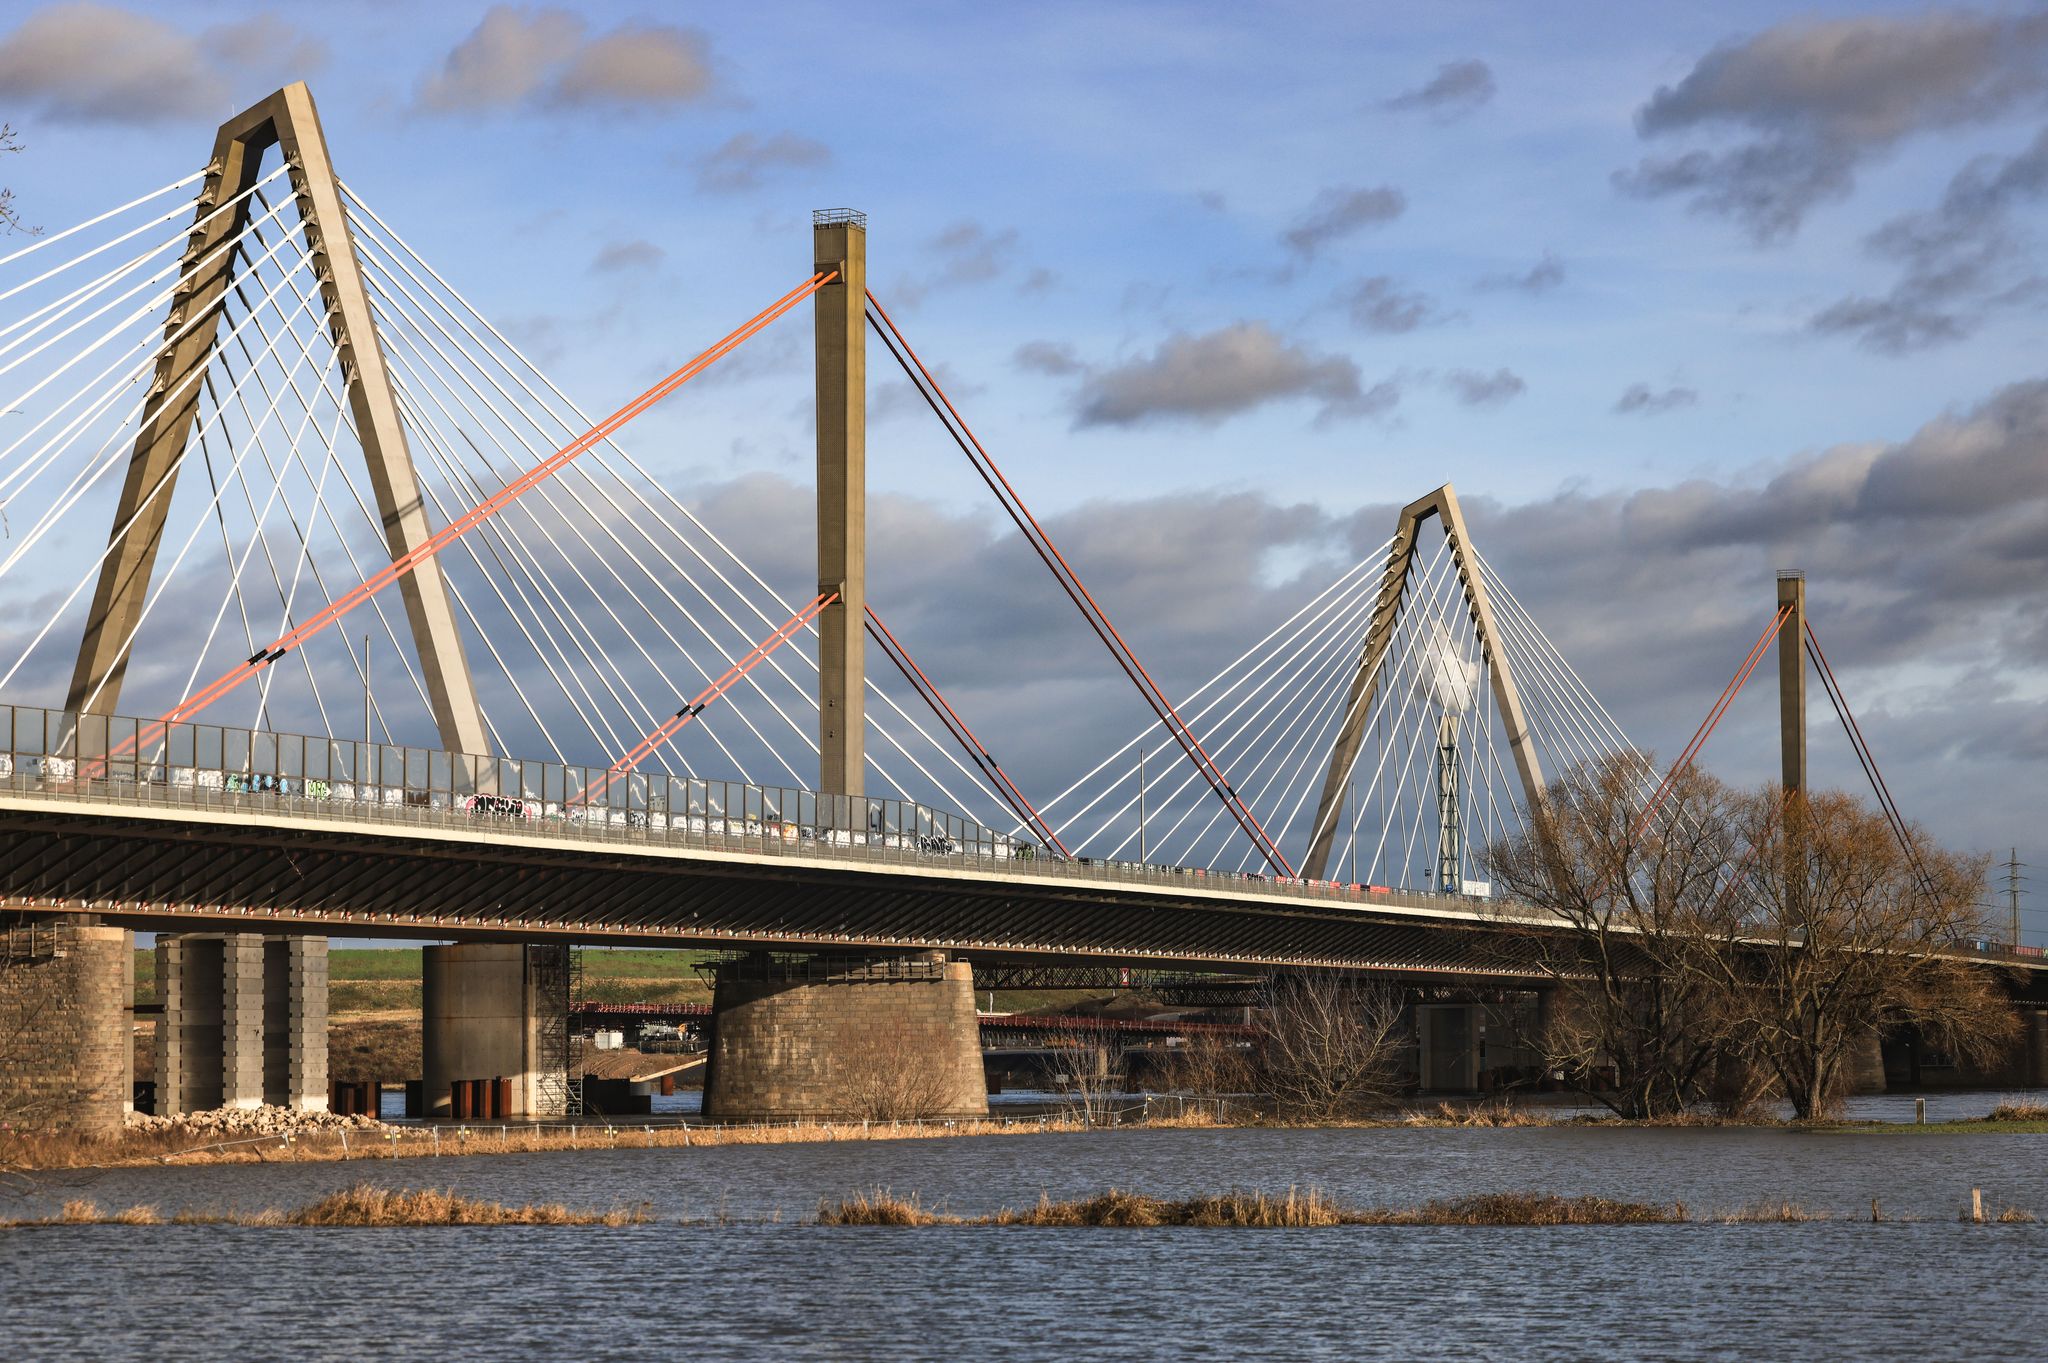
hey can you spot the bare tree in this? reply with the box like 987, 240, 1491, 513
1485, 755, 1747, 1118
1049, 1033, 1125, 1126
1162, 1030, 1254, 1099
835, 1027, 955, 1121
1, 124, 36, 236
1257, 973, 1406, 1121
1715, 789, 2017, 1119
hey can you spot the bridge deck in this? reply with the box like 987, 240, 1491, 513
1, 762, 2038, 980
0, 777, 1555, 977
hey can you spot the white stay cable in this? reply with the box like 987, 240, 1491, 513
1296, 536, 1460, 864
338, 187, 1029, 817
0, 248, 323, 696
1110, 578, 1382, 864
116, 303, 337, 713
1076, 568, 1380, 857
1045, 551, 1385, 843
211, 258, 445, 741
0, 205, 307, 579
344, 211, 1000, 815
0, 171, 203, 271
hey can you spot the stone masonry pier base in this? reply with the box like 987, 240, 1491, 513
702, 951, 988, 1122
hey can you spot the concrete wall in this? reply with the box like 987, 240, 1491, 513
702, 952, 988, 1121
1884, 1008, 2048, 1090
1417, 1003, 1479, 1092
0, 919, 129, 1134
157, 934, 327, 1114
421, 943, 565, 1119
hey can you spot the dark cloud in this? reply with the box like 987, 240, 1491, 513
1453, 377, 2048, 850
1477, 252, 1565, 294
1446, 369, 1525, 407
1066, 322, 1397, 428
1811, 126, 2048, 353
0, 3, 322, 124
210, 14, 328, 74
681, 375, 2048, 854
694, 131, 829, 192
590, 239, 663, 273
1614, 382, 1698, 415
1282, 186, 1406, 260
1382, 59, 1495, 119
1013, 341, 1084, 377
12, 377, 2040, 868
1343, 276, 1441, 333
416, 7, 716, 114
1615, 13, 2048, 241
891, 221, 1020, 305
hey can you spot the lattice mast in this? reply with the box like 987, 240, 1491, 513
1435, 713, 1462, 893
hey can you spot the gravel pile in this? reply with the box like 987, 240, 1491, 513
125, 1104, 387, 1136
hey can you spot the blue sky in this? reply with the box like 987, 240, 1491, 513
2, 2, 2045, 925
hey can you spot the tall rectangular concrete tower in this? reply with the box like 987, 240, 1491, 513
1778, 571, 1806, 797
814, 211, 867, 798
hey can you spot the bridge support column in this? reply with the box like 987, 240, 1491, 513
1417, 1002, 1481, 1092
0, 917, 129, 1133
422, 944, 566, 1119
1845, 1026, 1887, 1095
702, 951, 988, 1122
156, 933, 327, 1114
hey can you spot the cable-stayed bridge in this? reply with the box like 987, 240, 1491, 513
2, 85, 2036, 1127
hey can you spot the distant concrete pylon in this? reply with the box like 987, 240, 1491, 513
66, 82, 489, 758
1301, 484, 1546, 881
812, 209, 866, 798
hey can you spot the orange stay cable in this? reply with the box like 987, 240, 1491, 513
864, 289, 1295, 877
580, 591, 837, 803
1632, 604, 1788, 840
130, 272, 834, 754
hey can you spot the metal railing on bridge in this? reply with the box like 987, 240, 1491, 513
0, 703, 1019, 856
0, 702, 1531, 924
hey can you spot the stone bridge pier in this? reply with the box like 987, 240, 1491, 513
0, 916, 131, 1133
701, 950, 988, 1121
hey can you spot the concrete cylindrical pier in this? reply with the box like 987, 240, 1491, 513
422, 943, 566, 1119
702, 951, 987, 1122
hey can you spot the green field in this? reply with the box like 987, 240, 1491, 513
134, 945, 1100, 1015
135, 946, 722, 1013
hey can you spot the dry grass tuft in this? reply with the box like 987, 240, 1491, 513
1985, 1100, 2048, 1123
1, 1184, 647, 1228
817, 1187, 1685, 1228
284, 1185, 650, 1226
815, 1190, 949, 1226
1399, 1101, 1552, 1129
997, 1188, 1353, 1228
1994, 1206, 2038, 1224
1356, 1192, 1681, 1226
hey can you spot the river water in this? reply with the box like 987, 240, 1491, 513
5, 1110, 2046, 1361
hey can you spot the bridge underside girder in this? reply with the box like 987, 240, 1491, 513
0, 807, 1551, 980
